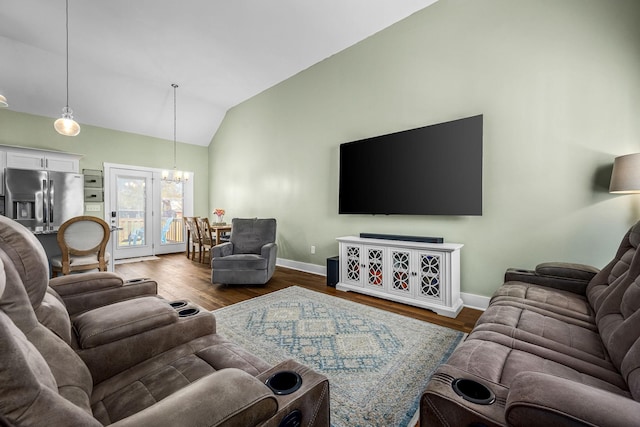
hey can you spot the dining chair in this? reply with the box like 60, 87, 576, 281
197, 217, 216, 264
50, 215, 111, 277
185, 217, 204, 262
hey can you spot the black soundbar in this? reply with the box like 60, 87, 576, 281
359, 233, 444, 244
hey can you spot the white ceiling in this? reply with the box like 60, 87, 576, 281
0, 0, 438, 146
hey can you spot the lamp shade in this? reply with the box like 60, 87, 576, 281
0, 94, 7, 108
609, 153, 640, 193
54, 117, 81, 136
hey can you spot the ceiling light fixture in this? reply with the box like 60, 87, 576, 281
0, 94, 8, 108
54, 0, 80, 136
162, 84, 189, 182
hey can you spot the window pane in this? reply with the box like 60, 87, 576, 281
116, 177, 146, 248
161, 180, 185, 245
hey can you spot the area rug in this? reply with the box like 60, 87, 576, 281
213, 286, 464, 427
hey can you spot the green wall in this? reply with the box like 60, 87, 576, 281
209, 0, 640, 298
0, 110, 210, 217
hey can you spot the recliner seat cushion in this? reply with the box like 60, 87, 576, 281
213, 254, 268, 270
90, 334, 271, 424
474, 304, 609, 362
492, 281, 593, 318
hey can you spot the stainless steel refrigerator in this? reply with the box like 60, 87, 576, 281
5, 168, 84, 231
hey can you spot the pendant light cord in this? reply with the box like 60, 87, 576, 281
65, 0, 70, 109
172, 83, 178, 169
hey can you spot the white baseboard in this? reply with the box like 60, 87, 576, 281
276, 258, 326, 276
461, 292, 489, 311
276, 258, 488, 311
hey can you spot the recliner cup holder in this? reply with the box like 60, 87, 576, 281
177, 308, 200, 317
265, 371, 302, 395
169, 300, 188, 309
452, 378, 495, 405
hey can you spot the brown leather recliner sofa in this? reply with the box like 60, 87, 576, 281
0, 216, 329, 426
421, 221, 640, 426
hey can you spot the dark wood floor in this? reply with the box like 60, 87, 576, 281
115, 253, 482, 333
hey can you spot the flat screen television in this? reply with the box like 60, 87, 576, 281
339, 115, 483, 216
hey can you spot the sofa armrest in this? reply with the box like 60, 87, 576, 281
73, 297, 177, 349
535, 262, 599, 281
49, 272, 157, 316
212, 242, 233, 258
504, 261, 598, 295
261, 243, 277, 261
262, 243, 278, 280
506, 372, 640, 427
111, 368, 278, 427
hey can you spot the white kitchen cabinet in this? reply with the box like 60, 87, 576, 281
337, 236, 464, 318
5, 149, 80, 173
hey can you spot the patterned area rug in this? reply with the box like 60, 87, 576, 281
213, 286, 464, 427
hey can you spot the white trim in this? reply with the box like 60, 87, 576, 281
276, 257, 489, 311
276, 258, 326, 276
103, 162, 194, 259
461, 292, 489, 311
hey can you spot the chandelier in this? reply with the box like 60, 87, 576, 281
162, 83, 189, 182
54, 0, 81, 136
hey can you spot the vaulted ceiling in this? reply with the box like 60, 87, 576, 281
0, 0, 438, 146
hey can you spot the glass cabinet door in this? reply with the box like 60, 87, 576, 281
390, 249, 411, 295
364, 247, 385, 290
416, 251, 444, 302
342, 244, 363, 286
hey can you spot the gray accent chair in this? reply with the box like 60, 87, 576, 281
0, 215, 330, 426
211, 218, 278, 285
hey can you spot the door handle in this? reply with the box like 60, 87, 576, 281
42, 179, 48, 224
49, 180, 54, 223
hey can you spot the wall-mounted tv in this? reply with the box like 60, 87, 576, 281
339, 115, 483, 216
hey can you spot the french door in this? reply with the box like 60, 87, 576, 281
104, 163, 193, 260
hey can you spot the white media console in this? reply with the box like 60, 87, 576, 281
336, 236, 464, 318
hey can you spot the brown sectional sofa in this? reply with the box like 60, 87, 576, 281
421, 222, 640, 426
0, 215, 329, 426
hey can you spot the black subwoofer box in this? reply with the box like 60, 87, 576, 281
326, 256, 339, 287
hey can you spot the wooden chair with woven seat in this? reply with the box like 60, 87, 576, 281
50, 215, 111, 277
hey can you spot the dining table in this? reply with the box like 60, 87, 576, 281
209, 223, 232, 245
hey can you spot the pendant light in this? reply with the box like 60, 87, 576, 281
162, 84, 189, 182
54, 0, 80, 136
